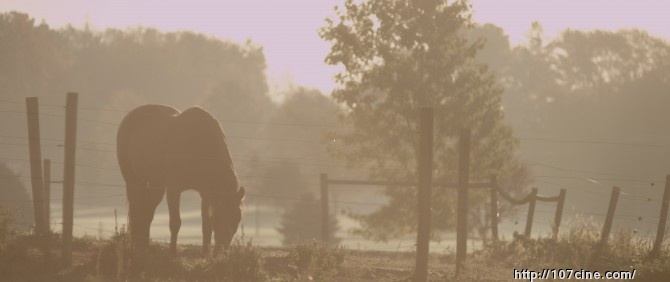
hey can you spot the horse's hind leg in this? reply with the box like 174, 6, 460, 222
146, 182, 165, 208
199, 194, 212, 257
126, 180, 151, 250
167, 189, 182, 257
144, 182, 165, 243
129, 182, 165, 248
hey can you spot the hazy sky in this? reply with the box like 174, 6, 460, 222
2, 0, 669, 97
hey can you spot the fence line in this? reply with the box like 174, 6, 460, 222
6, 98, 670, 277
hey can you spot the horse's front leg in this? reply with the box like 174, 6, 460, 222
166, 189, 182, 257
200, 194, 212, 257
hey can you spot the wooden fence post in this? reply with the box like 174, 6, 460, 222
600, 186, 621, 246
652, 175, 670, 257
62, 92, 78, 266
43, 159, 51, 230
255, 200, 260, 237
524, 188, 538, 238
320, 173, 329, 244
553, 188, 566, 239
455, 128, 470, 276
415, 107, 433, 282
25, 97, 48, 236
489, 175, 499, 242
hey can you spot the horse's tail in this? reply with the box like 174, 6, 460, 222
116, 111, 141, 247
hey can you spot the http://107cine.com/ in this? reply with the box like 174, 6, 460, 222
514, 268, 636, 281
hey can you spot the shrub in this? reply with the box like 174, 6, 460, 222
0, 216, 62, 280
287, 240, 346, 281
277, 193, 340, 246
0, 207, 18, 250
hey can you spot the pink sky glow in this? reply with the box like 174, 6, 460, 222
1, 0, 668, 96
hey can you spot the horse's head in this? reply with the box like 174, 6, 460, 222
211, 186, 245, 250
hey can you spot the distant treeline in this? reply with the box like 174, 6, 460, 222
472, 22, 670, 141
0, 11, 343, 214
1, 11, 670, 218
471, 23, 670, 222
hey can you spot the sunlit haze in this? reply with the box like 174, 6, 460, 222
3, 0, 670, 279
2, 0, 669, 97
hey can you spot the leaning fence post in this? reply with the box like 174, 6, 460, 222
652, 175, 670, 257
600, 186, 621, 246
490, 175, 499, 242
553, 188, 566, 239
25, 97, 48, 236
524, 188, 538, 238
320, 173, 329, 244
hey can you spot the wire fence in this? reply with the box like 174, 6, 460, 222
2, 97, 669, 251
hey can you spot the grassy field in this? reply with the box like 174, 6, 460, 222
2, 225, 670, 281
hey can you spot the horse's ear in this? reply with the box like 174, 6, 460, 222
238, 186, 246, 201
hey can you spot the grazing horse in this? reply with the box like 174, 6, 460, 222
117, 104, 245, 256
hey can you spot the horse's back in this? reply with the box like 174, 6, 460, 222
117, 104, 181, 185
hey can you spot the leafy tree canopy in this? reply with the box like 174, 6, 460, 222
320, 0, 520, 241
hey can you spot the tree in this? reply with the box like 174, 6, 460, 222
503, 27, 670, 138
249, 87, 343, 210
0, 163, 33, 231
485, 24, 670, 225
466, 23, 513, 76
498, 22, 567, 135
276, 193, 340, 246
320, 0, 520, 241
255, 161, 309, 207
0, 12, 67, 102
549, 29, 667, 91
261, 87, 342, 184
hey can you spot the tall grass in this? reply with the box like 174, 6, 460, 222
476, 219, 670, 280
96, 229, 266, 281
4, 205, 668, 281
